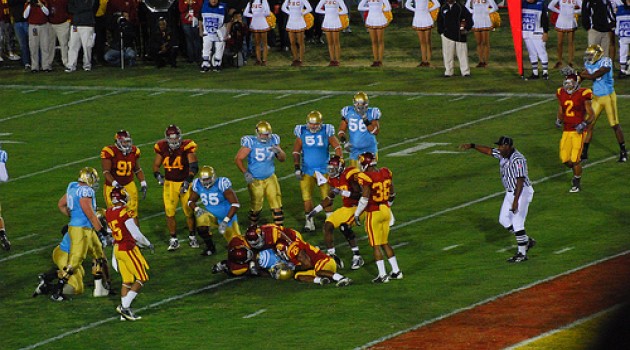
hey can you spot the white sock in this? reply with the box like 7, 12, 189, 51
388, 256, 400, 273
122, 290, 138, 308
332, 273, 343, 282
327, 247, 336, 255
376, 260, 386, 276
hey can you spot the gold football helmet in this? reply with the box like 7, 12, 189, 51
584, 45, 604, 65
199, 165, 216, 189
78, 167, 99, 188
272, 262, 295, 280
306, 110, 323, 133
353, 91, 369, 116
256, 121, 272, 143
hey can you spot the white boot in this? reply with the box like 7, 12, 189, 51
93, 278, 110, 297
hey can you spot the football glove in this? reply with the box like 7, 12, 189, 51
194, 206, 206, 218
111, 180, 121, 188
97, 227, 108, 248
294, 165, 303, 180
244, 171, 255, 184
362, 116, 370, 127
338, 133, 347, 144
218, 219, 229, 235
354, 214, 361, 226
154, 172, 164, 186
140, 181, 147, 200
180, 180, 190, 194
555, 119, 563, 129
576, 121, 588, 134
270, 145, 282, 155
307, 205, 323, 219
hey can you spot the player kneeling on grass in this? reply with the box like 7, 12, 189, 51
106, 187, 153, 321
276, 239, 352, 287
212, 235, 261, 276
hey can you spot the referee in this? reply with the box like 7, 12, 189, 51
460, 136, 536, 262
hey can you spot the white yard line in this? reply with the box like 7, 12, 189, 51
242, 309, 268, 319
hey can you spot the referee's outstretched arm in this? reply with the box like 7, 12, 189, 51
459, 143, 493, 156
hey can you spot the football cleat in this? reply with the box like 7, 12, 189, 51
212, 261, 228, 274
0, 231, 10, 251
527, 238, 536, 252
507, 252, 528, 263
116, 305, 142, 321
318, 277, 331, 285
569, 186, 580, 193
188, 236, 199, 248
200, 248, 215, 256
32, 274, 50, 297
351, 255, 364, 270
527, 73, 539, 80
336, 277, 352, 287
542, 72, 549, 80
50, 292, 66, 302
389, 270, 404, 280
618, 150, 627, 163
372, 275, 390, 284
331, 254, 344, 269
304, 217, 315, 232
167, 238, 180, 251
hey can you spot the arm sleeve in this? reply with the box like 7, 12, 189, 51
0, 163, 7, 182
125, 218, 152, 247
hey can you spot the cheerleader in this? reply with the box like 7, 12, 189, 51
282, 0, 313, 66
465, 0, 498, 67
244, 0, 272, 65
548, 0, 581, 68
358, 0, 392, 66
315, 0, 348, 66
405, 0, 440, 67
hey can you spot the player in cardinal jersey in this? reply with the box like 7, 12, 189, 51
235, 120, 287, 226
308, 155, 365, 270
338, 92, 381, 167
153, 124, 199, 251
244, 223, 304, 251
292, 110, 343, 232
555, 71, 594, 192
188, 166, 242, 256
211, 234, 258, 276
276, 239, 352, 287
354, 152, 402, 283
106, 187, 152, 321
100, 130, 147, 223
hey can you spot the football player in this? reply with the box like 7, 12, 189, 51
153, 124, 199, 251
338, 92, 381, 168
56, 167, 109, 298
579, 45, 628, 162
354, 152, 402, 283
100, 130, 148, 225
308, 155, 365, 270
106, 187, 153, 321
211, 235, 259, 276
188, 165, 242, 256
276, 239, 352, 287
292, 110, 343, 232
555, 70, 594, 192
0, 144, 10, 251
234, 121, 287, 226
244, 223, 304, 252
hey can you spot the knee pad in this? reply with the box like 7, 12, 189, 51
340, 224, 356, 241
249, 210, 261, 225
272, 208, 284, 226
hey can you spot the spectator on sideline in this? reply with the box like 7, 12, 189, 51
405, 0, 440, 67
23, 0, 52, 72
199, 0, 230, 72
465, 0, 498, 68
66, 0, 99, 72
103, 12, 138, 66
358, 0, 391, 67
281, 0, 311, 66
315, 0, 347, 66
548, 0, 581, 68
8, 0, 31, 69
437, 0, 473, 77
179, 0, 203, 64
46, 0, 71, 69
615, 0, 630, 78
581, 0, 615, 58
150, 17, 178, 68
244, 0, 271, 65
522, 0, 549, 80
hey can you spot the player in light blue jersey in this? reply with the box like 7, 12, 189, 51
56, 167, 108, 300
188, 165, 241, 255
580, 45, 627, 162
0, 145, 10, 251
235, 120, 287, 226
338, 92, 381, 167
292, 110, 343, 232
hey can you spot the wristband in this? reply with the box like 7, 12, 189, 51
222, 217, 230, 223
141, 180, 147, 187
153, 171, 162, 179
112, 180, 119, 188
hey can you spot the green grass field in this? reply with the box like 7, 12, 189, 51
1, 8, 629, 350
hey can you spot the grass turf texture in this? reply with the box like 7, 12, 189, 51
1, 9, 629, 350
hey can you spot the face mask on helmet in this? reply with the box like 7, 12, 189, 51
306, 111, 323, 133
563, 74, 581, 94
165, 125, 182, 150
256, 121, 272, 143
199, 166, 216, 189
245, 225, 263, 249
114, 130, 133, 155
359, 152, 376, 171
110, 187, 129, 205
78, 167, 100, 189
353, 92, 369, 116
327, 156, 345, 178
584, 45, 604, 65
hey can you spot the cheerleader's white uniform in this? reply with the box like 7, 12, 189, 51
548, 0, 581, 32
315, 0, 349, 32
465, 0, 498, 31
282, 0, 313, 32
244, 0, 272, 32
358, 0, 392, 29
405, 0, 439, 30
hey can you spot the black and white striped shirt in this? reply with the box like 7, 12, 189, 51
492, 148, 532, 191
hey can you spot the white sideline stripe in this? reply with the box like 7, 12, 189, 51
450, 96, 466, 101
497, 245, 517, 253
0, 91, 121, 122
554, 247, 575, 254
15, 233, 37, 241
0, 245, 53, 263
406, 96, 423, 101
355, 249, 630, 350
503, 305, 621, 350
275, 94, 291, 99
380, 98, 554, 152
243, 308, 268, 319
5, 95, 332, 183
430, 150, 459, 154
21, 89, 37, 94
391, 242, 409, 249
61, 91, 78, 95
442, 245, 459, 251
149, 91, 165, 96
190, 91, 208, 97
19, 278, 242, 350
233, 93, 250, 98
